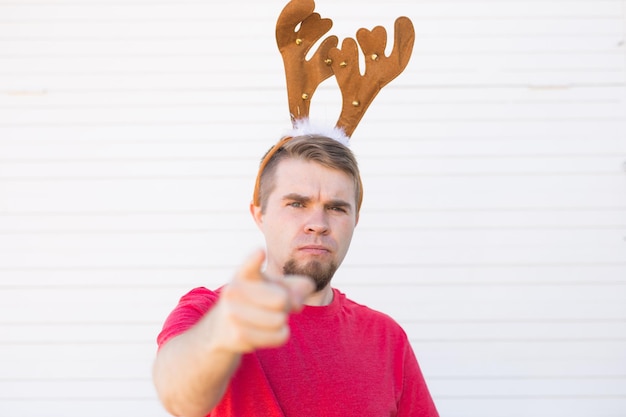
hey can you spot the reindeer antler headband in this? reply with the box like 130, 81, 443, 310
278, 0, 415, 138
252, 0, 415, 206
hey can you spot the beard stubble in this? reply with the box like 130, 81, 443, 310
283, 258, 338, 292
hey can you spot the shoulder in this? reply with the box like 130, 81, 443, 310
176, 286, 221, 311
338, 289, 409, 340
156, 286, 223, 348
339, 289, 399, 323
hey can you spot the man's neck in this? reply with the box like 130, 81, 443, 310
304, 285, 334, 306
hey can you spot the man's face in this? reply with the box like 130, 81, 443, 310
251, 158, 359, 291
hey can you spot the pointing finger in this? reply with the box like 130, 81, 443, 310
233, 249, 266, 283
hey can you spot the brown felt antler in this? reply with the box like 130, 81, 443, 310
329, 17, 415, 138
275, 0, 415, 138
276, 0, 338, 123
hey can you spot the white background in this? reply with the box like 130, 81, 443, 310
1, 0, 625, 416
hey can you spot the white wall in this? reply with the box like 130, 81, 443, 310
1, 0, 625, 416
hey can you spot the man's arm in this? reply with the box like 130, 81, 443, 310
152, 313, 242, 417
152, 250, 314, 417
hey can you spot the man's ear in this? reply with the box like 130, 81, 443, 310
250, 202, 263, 228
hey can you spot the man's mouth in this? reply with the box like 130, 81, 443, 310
298, 245, 331, 256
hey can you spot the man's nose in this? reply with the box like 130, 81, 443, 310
304, 208, 329, 235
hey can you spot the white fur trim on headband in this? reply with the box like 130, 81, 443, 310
286, 118, 351, 147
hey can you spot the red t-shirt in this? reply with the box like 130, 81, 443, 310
157, 287, 439, 417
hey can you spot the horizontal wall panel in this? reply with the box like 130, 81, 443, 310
0, 267, 228, 288
2, 286, 624, 322
1, 323, 161, 344
0, 139, 272, 159
0, 208, 624, 232
1, 1, 621, 21
1, 156, 623, 179
423, 355, 626, 378
0, 340, 623, 367
428, 377, 626, 397
3, 66, 623, 92
337, 264, 626, 285
402, 320, 626, 341
2, 263, 625, 288
432, 398, 626, 417
0, 244, 623, 270
3, 131, 626, 160
0, 359, 155, 380
0, 228, 622, 250
412, 340, 626, 362
3, 100, 626, 130
0, 354, 622, 381
0, 399, 169, 417
3, 319, 624, 345
0, 379, 156, 400
2, 86, 623, 113
1, 175, 623, 211
2, 124, 624, 151
1, 13, 623, 39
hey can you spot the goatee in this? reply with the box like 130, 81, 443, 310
283, 259, 337, 292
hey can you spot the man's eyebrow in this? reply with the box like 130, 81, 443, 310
326, 199, 353, 211
282, 193, 311, 203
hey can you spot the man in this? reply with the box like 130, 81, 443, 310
153, 134, 439, 416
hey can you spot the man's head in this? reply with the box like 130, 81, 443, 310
250, 135, 362, 292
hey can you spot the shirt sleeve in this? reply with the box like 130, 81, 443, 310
397, 337, 440, 417
156, 287, 220, 349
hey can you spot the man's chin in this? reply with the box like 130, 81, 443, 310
283, 259, 337, 292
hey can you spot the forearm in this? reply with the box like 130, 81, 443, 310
153, 314, 241, 417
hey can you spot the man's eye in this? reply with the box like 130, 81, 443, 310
288, 202, 303, 208
329, 206, 346, 213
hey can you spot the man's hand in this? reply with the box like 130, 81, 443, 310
207, 249, 315, 353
